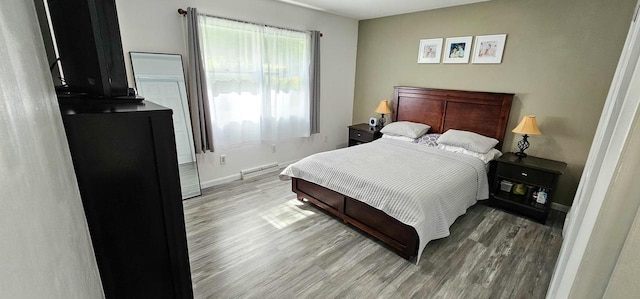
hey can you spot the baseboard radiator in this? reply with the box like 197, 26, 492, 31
240, 162, 280, 180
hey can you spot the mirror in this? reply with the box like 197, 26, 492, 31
130, 52, 201, 199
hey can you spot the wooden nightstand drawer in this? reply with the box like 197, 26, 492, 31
489, 152, 567, 224
349, 128, 375, 142
348, 123, 382, 146
497, 163, 554, 187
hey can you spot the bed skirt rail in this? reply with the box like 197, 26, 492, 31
291, 178, 418, 260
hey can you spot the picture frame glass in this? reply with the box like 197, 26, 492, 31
472, 34, 507, 64
417, 38, 443, 64
443, 36, 473, 64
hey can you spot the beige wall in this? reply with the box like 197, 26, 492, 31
0, 0, 103, 297
353, 0, 635, 206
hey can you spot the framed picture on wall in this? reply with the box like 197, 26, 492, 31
417, 38, 443, 64
442, 36, 473, 64
472, 34, 507, 64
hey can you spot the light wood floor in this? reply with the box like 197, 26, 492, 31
183, 173, 565, 298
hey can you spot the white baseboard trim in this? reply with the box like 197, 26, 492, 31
551, 202, 570, 212
278, 159, 300, 169
240, 162, 279, 180
200, 159, 300, 189
199, 159, 300, 189
200, 174, 241, 189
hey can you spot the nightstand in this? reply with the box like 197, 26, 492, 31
348, 123, 382, 146
489, 152, 567, 224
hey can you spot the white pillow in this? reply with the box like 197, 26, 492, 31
437, 144, 503, 163
380, 121, 431, 139
437, 129, 498, 154
381, 134, 416, 143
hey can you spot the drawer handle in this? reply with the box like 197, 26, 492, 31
357, 133, 362, 137
521, 172, 528, 177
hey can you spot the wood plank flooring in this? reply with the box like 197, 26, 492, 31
182, 173, 564, 298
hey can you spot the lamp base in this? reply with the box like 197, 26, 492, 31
515, 134, 530, 158
378, 114, 387, 128
515, 151, 528, 158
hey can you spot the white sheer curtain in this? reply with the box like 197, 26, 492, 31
198, 16, 311, 146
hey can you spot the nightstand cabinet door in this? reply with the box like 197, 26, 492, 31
348, 123, 382, 146
489, 153, 567, 224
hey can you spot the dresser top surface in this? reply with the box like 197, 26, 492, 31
59, 99, 170, 115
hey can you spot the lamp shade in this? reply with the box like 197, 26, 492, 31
375, 100, 392, 114
512, 116, 542, 135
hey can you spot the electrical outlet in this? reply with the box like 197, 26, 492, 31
271, 144, 276, 153
324, 135, 328, 143
220, 154, 227, 164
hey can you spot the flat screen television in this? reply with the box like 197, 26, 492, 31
46, 0, 132, 99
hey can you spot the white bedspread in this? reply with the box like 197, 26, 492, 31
279, 138, 489, 262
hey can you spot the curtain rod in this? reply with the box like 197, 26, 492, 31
177, 8, 322, 37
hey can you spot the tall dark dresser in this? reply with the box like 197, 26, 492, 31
59, 99, 193, 298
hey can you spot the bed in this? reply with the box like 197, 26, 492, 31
280, 86, 513, 261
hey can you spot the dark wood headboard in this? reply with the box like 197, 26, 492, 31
391, 86, 514, 150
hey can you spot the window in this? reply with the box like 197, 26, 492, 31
199, 16, 311, 146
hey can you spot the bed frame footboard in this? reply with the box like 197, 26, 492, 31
291, 178, 419, 259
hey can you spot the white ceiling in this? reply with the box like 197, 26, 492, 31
273, 0, 490, 20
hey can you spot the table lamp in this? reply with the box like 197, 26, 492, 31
375, 100, 392, 127
512, 115, 542, 158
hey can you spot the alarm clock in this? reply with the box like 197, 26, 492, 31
369, 117, 378, 127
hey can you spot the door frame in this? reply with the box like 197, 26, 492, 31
546, 2, 640, 297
